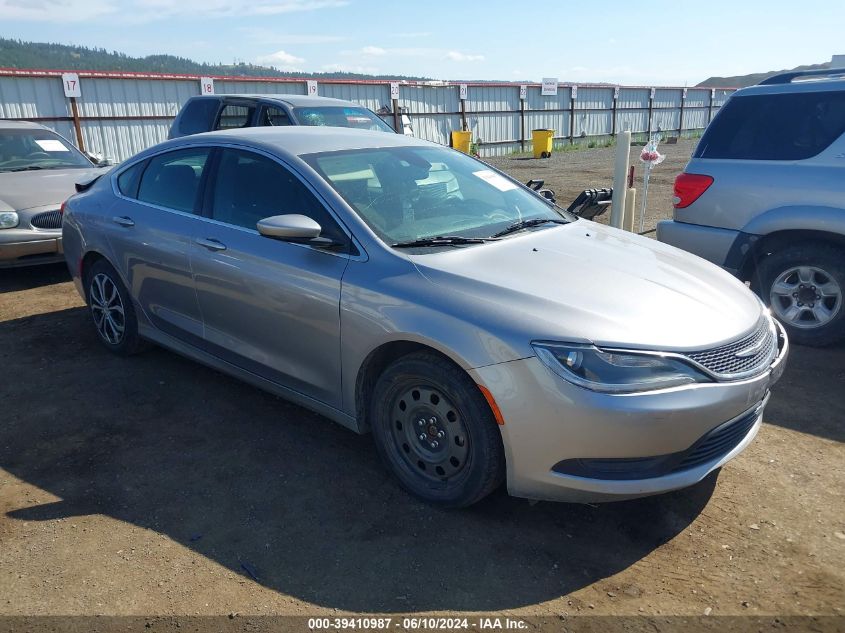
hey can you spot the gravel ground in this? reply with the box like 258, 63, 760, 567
485, 138, 698, 234
1, 143, 844, 627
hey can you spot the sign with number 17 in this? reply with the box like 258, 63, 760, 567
62, 73, 81, 98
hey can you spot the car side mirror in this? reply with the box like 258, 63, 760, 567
257, 214, 338, 249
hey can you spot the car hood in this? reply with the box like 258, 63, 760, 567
0, 167, 103, 212
409, 220, 763, 352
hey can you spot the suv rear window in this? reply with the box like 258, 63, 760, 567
216, 103, 255, 130
178, 98, 220, 136
695, 90, 845, 161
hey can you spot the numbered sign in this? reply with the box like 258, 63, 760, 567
459, 84, 468, 100
390, 82, 400, 99
571, 85, 578, 99
682, 88, 688, 100
541, 78, 558, 96
613, 86, 620, 100
650, 87, 656, 99
61, 73, 81, 98
200, 77, 214, 95
711, 88, 716, 99
306, 80, 318, 95
519, 85, 527, 100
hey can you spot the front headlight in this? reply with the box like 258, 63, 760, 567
0, 211, 19, 229
531, 342, 711, 393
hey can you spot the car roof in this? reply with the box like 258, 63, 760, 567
0, 119, 49, 130
157, 126, 433, 160
733, 76, 845, 98
191, 94, 366, 108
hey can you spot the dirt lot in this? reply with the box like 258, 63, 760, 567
1, 144, 844, 628
485, 138, 697, 234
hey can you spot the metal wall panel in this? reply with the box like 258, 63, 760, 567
467, 112, 520, 145
0, 76, 69, 118
398, 86, 459, 114
616, 110, 649, 134
465, 85, 520, 112
653, 88, 681, 109
574, 87, 613, 110
651, 109, 680, 133
685, 89, 709, 107
408, 113, 462, 146
573, 110, 612, 137
617, 88, 650, 109
76, 78, 194, 118
319, 83, 391, 111
215, 80, 305, 95
81, 118, 170, 161
525, 111, 570, 138
525, 85, 572, 110
682, 107, 710, 130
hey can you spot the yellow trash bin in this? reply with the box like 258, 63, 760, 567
451, 130, 472, 154
532, 129, 554, 158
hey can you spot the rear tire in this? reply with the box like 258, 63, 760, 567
85, 259, 145, 355
370, 352, 505, 508
755, 242, 845, 347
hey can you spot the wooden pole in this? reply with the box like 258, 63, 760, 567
678, 89, 685, 137
70, 96, 85, 153
519, 96, 525, 152
391, 98, 400, 134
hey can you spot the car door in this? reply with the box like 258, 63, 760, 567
106, 146, 211, 343
190, 146, 353, 408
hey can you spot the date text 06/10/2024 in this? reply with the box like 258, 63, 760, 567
306, 617, 529, 630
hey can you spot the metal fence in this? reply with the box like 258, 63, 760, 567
0, 68, 736, 162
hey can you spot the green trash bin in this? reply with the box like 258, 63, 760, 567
532, 129, 554, 158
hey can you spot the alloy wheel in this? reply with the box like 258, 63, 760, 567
769, 265, 842, 329
89, 272, 126, 344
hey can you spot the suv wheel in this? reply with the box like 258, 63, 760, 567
756, 243, 845, 346
370, 352, 505, 507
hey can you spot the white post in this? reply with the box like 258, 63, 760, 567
610, 131, 631, 229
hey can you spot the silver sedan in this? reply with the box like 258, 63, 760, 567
62, 127, 788, 507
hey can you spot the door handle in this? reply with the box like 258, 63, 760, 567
112, 216, 135, 227
195, 237, 227, 252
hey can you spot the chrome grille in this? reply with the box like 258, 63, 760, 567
685, 318, 777, 379
30, 210, 62, 229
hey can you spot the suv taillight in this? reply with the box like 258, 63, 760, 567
673, 173, 714, 209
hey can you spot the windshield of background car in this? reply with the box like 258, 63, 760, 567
292, 106, 394, 133
0, 129, 92, 172
303, 146, 571, 246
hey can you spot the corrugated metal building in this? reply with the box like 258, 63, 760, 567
0, 69, 735, 161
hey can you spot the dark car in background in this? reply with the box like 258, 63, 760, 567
167, 94, 397, 139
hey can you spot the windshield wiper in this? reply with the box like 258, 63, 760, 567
490, 217, 568, 238
4, 165, 47, 172
391, 235, 499, 248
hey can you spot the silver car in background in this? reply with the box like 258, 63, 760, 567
62, 127, 788, 507
0, 120, 103, 268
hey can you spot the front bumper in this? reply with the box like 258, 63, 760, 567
0, 232, 64, 268
471, 321, 789, 503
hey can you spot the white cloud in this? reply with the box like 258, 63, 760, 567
321, 63, 380, 74
255, 49, 306, 71
361, 46, 387, 56
0, 0, 116, 21
0, 0, 349, 23
445, 51, 485, 62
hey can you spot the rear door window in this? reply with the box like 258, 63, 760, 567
137, 148, 211, 213
117, 161, 145, 198
215, 103, 255, 131
259, 106, 292, 127
177, 98, 220, 136
695, 90, 845, 160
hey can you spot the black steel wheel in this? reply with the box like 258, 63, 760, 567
370, 351, 505, 507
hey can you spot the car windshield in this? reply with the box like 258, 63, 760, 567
292, 106, 394, 133
0, 129, 92, 172
304, 146, 573, 247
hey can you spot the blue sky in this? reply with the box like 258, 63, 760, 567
1, 0, 843, 85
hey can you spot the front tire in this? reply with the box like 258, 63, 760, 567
756, 242, 845, 347
370, 352, 505, 507
85, 259, 145, 355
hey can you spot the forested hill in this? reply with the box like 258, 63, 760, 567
0, 38, 429, 81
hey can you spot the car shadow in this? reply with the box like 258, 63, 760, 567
0, 306, 720, 612
0, 262, 70, 293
